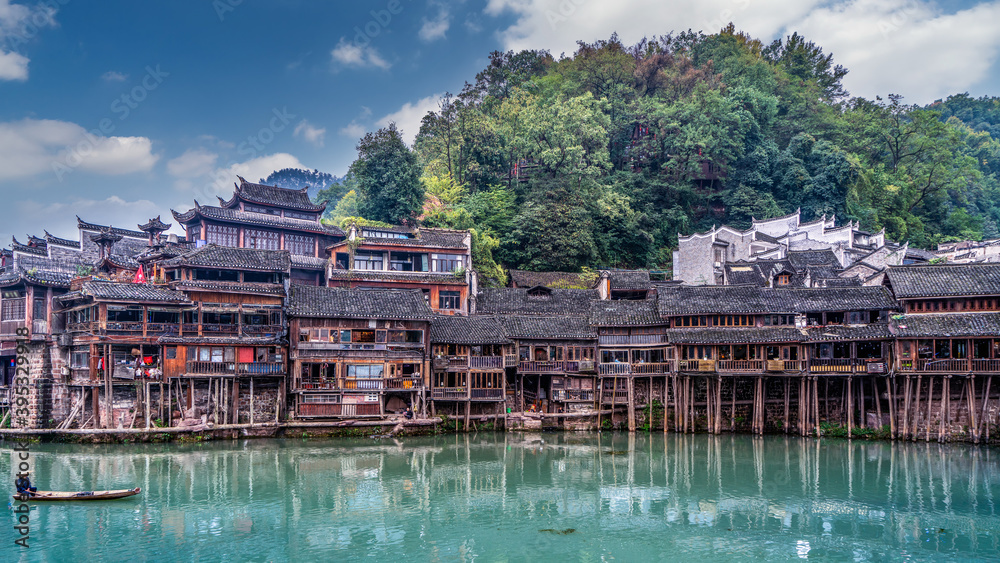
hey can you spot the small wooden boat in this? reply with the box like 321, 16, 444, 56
13, 487, 140, 502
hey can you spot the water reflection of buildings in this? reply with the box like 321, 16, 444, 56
5, 436, 1000, 558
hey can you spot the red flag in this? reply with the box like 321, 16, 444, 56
133, 264, 147, 284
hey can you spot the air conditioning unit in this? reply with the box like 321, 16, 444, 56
58, 333, 73, 347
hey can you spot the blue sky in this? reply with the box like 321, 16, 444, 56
2, 0, 1000, 243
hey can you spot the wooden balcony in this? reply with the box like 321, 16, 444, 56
598, 334, 669, 346
552, 389, 594, 402
469, 356, 504, 370
432, 387, 468, 400
600, 389, 629, 404
504, 354, 518, 368
0, 320, 26, 338
384, 376, 423, 390
717, 360, 764, 373
341, 377, 384, 390
599, 362, 675, 375
809, 358, 888, 375
766, 360, 807, 372
518, 360, 581, 374
183, 361, 284, 376
297, 400, 382, 418
433, 356, 470, 370
297, 381, 339, 391
899, 358, 1000, 373
470, 388, 504, 401
679, 359, 716, 372
106, 321, 144, 333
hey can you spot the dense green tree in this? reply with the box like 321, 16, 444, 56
349, 123, 424, 225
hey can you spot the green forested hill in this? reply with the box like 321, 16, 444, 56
334, 27, 1000, 285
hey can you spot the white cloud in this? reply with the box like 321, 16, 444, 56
294, 119, 326, 147
167, 148, 218, 178
101, 70, 128, 82
377, 93, 445, 145
331, 37, 391, 70
791, 0, 1000, 103
0, 49, 27, 80
484, 0, 824, 55
0, 0, 59, 81
483, 0, 1000, 104
4, 195, 163, 246
419, 9, 451, 41
0, 118, 158, 181
181, 153, 311, 204
339, 122, 368, 139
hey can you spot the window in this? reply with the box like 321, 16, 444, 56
1, 297, 25, 321
245, 229, 280, 250
70, 351, 89, 368
431, 253, 464, 272
165, 347, 177, 360
352, 330, 375, 343
362, 229, 409, 239
205, 224, 238, 246
354, 252, 384, 271
285, 234, 315, 256
285, 211, 317, 221
347, 364, 384, 377
245, 205, 280, 216
763, 315, 794, 326
439, 291, 461, 310
193, 269, 239, 282
777, 274, 790, 286
716, 315, 753, 327
33, 298, 46, 320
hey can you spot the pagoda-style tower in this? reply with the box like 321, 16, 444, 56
90, 227, 123, 262
138, 216, 172, 246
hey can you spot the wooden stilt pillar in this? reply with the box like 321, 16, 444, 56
730, 377, 736, 432
968, 375, 978, 443
627, 376, 636, 433
847, 376, 854, 439
814, 377, 821, 438
925, 376, 934, 442
715, 375, 722, 435
978, 375, 992, 442
888, 376, 896, 439
914, 375, 924, 441
783, 378, 790, 435
873, 377, 883, 429
663, 374, 669, 435
859, 375, 867, 429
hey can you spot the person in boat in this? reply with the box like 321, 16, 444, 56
15, 474, 37, 496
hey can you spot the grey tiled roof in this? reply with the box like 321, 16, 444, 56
496, 315, 596, 340
232, 177, 326, 212
892, 312, 1000, 338
44, 231, 80, 248
509, 269, 594, 289
290, 255, 328, 270
805, 323, 893, 342
0, 268, 74, 288
668, 327, 805, 344
657, 285, 897, 316
606, 270, 651, 290
158, 335, 284, 346
288, 285, 433, 320
77, 217, 146, 239
172, 280, 286, 296
477, 288, 599, 316
589, 299, 662, 326
886, 263, 1000, 298
161, 245, 291, 272
171, 205, 344, 236
430, 315, 510, 344
70, 281, 190, 303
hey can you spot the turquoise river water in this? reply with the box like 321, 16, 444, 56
3, 433, 1000, 562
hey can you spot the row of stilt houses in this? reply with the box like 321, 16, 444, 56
4, 179, 1000, 441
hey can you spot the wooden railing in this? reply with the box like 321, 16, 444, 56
808, 358, 871, 374
432, 387, 468, 400
384, 377, 422, 390
553, 389, 594, 402
66, 321, 95, 332
471, 388, 504, 400
600, 390, 629, 403
599, 334, 669, 346
518, 360, 580, 373
342, 377, 384, 390
899, 358, 1000, 373
632, 362, 674, 375
504, 354, 518, 367
201, 323, 239, 335
469, 356, 504, 370
184, 361, 284, 376
599, 362, 631, 375
242, 324, 283, 335
106, 321, 143, 333
298, 402, 381, 417
766, 360, 806, 372
678, 359, 716, 372
145, 322, 178, 335
181, 323, 199, 335
717, 360, 764, 373
434, 356, 470, 370
297, 381, 339, 390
